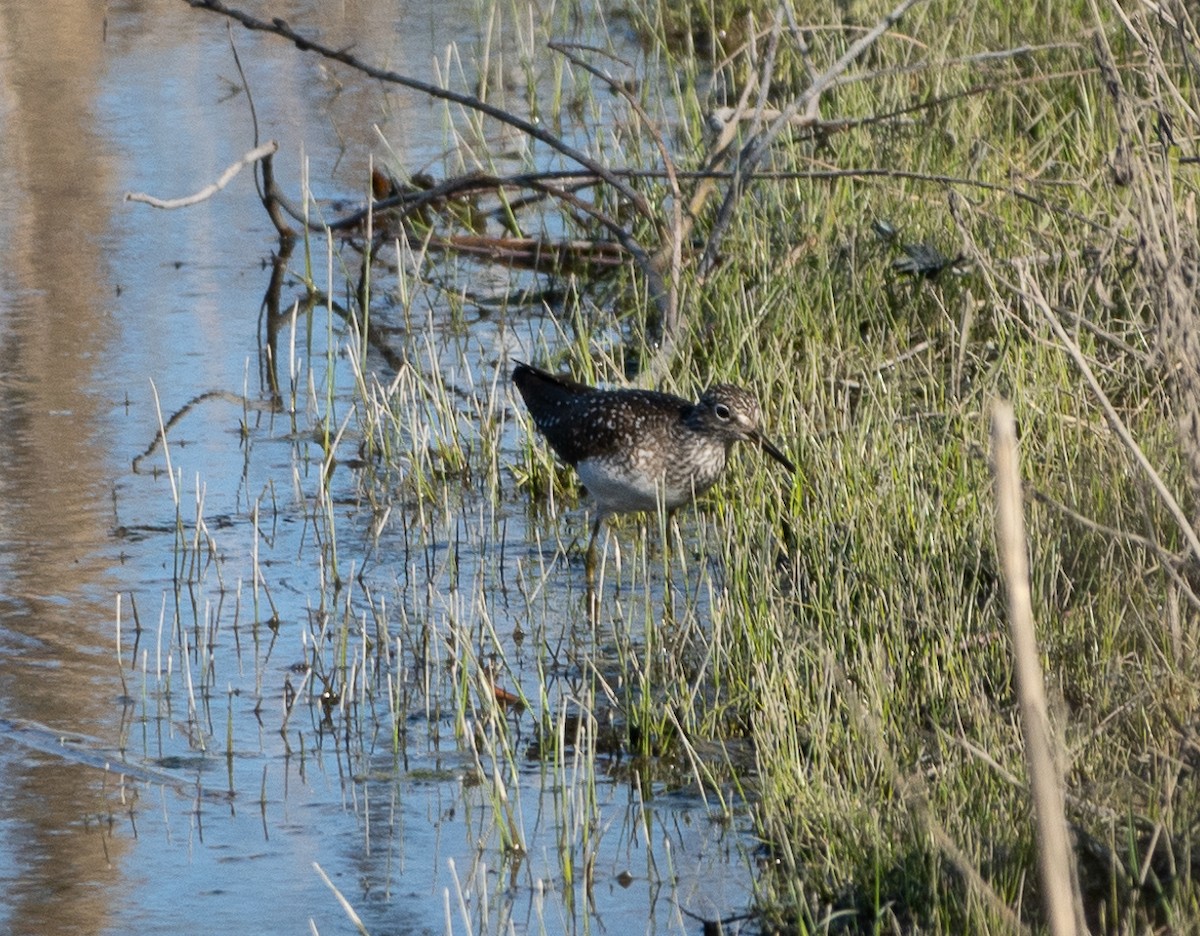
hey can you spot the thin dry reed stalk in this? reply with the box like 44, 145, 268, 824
991, 400, 1084, 936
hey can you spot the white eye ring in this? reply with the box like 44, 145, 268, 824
714, 403, 732, 420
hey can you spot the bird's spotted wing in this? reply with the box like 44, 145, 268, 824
514, 363, 691, 467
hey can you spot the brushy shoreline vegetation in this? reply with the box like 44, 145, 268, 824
170, 0, 1200, 931
646, 1, 1200, 931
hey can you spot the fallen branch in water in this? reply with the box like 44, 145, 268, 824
132, 389, 277, 474
181, 0, 672, 326
422, 234, 627, 273
254, 161, 631, 279
125, 141, 278, 209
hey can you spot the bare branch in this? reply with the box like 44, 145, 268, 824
125, 141, 278, 209
182, 0, 670, 321
699, 0, 925, 274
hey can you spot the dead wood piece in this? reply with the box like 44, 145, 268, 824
126, 141, 278, 209
429, 234, 626, 274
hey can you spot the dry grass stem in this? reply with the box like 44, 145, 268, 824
991, 400, 1083, 936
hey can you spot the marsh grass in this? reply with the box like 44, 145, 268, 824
135, 0, 1200, 931
620, 1, 1200, 930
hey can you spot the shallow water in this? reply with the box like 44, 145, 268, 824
0, 2, 756, 934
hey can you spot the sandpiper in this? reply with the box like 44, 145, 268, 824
513, 361, 794, 563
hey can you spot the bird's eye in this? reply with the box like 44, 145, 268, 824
714, 403, 732, 420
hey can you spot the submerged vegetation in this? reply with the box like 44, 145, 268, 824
142, 0, 1200, 931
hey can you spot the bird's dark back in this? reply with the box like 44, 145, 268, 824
513, 363, 693, 466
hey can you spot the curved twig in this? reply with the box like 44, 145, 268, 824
125, 142, 277, 209
132, 390, 276, 474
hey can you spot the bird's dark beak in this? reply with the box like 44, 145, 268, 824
757, 434, 796, 473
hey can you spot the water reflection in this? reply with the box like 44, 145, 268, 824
0, 2, 752, 934
0, 4, 129, 934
